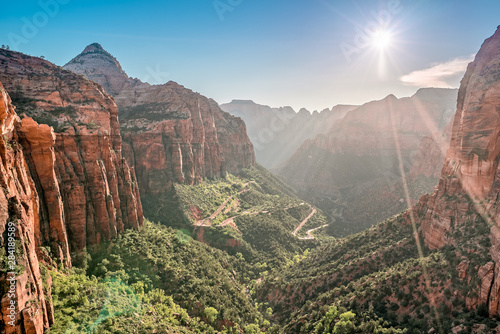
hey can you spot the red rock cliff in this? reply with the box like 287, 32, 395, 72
117, 81, 256, 194
64, 44, 256, 199
0, 49, 143, 257
419, 26, 500, 315
0, 82, 52, 334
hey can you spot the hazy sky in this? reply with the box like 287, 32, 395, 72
1, 0, 499, 111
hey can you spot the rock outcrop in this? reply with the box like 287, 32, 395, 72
220, 100, 358, 168
0, 49, 143, 257
64, 44, 256, 208
0, 82, 52, 333
409, 121, 452, 179
63, 43, 138, 96
117, 82, 256, 194
279, 88, 458, 236
418, 26, 500, 315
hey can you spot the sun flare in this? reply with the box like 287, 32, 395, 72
372, 30, 392, 50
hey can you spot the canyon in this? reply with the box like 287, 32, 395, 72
0, 21, 499, 334
220, 100, 358, 168
279, 87, 458, 235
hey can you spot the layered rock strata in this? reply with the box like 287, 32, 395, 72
0, 82, 52, 334
0, 49, 143, 257
418, 26, 500, 316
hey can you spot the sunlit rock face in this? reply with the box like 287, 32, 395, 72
63, 43, 134, 96
64, 44, 256, 200
418, 26, 500, 316
0, 81, 52, 334
0, 49, 143, 256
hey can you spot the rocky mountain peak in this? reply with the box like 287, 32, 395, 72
384, 93, 398, 101
82, 42, 106, 54
230, 99, 257, 105
298, 108, 311, 115
63, 43, 129, 95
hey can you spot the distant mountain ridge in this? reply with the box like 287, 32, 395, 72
279, 87, 458, 236
220, 100, 358, 168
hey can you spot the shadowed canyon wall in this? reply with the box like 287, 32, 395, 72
418, 26, 500, 316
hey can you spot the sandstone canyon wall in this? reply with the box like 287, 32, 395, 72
0, 82, 53, 334
418, 26, 500, 316
116, 82, 256, 194
0, 49, 143, 259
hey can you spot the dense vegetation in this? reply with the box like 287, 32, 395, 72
146, 165, 331, 270
48, 220, 402, 333
50, 220, 279, 333
255, 196, 499, 333
46, 166, 500, 333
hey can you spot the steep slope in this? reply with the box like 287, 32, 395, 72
409, 121, 452, 179
117, 81, 256, 191
63, 43, 139, 96
64, 44, 256, 222
49, 220, 271, 334
0, 82, 52, 334
0, 49, 143, 261
255, 208, 498, 333
220, 100, 358, 168
171, 165, 329, 269
280, 88, 458, 236
418, 25, 500, 316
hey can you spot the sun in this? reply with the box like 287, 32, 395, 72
372, 30, 392, 50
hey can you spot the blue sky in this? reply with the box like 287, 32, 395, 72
0, 0, 499, 111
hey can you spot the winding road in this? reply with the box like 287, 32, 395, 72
192, 181, 327, 240
292, 206, 317, 236
194, 182, 254, 227
298, 224, 329, 240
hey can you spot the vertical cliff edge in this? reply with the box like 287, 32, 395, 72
419, 26, 500, 316
0, 49, 143, 260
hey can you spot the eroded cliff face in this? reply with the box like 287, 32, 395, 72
64, 44, 256, 201
0, 82, 52, 334
117, 82, 256, 194
0, 49, 143, 257
419, 26, 500, 316
409, 121, 453, 179
279, 88, 457, 235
